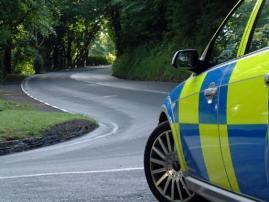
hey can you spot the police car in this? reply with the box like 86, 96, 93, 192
144, 0, 269, 201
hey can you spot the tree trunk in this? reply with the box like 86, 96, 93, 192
84, 49, 89, 67
74, 24, 100, 67
67, 32, 72, 68
111, 6, 123, 56
53, 45, 59, 70
60, 43, 65, 69
3, 42, 12, 74
157, 0, 167, 36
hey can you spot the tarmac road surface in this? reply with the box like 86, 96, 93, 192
0, 66, 177, 201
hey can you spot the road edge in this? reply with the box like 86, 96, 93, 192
20, 75, 120, 146
21, 76, 70, 113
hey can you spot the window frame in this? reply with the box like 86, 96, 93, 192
200, 0, 261, 70
246, 0, 268, 53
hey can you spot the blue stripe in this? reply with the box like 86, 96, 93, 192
200, 68, 225, 91
199, 67, 226, 124
228, 124, 269, 201
180, 124, 209, 180
199, 63, 236, 124
218, 85, 228, 124
222, 63, 236, 85
170, 83, 184, 123
218, 63, 236, 124
163, 83, 185, 123
199, 93, 218, 124
170, 83, 185, 103
174, 101, 179, 123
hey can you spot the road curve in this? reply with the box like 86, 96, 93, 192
0, 66, 177, 201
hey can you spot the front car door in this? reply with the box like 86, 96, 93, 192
177, 0, 259, 192
221, 0, 269, 200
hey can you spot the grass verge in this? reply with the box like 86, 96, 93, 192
0, 98, 95, 141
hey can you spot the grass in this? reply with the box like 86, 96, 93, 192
0, 99, 93, 141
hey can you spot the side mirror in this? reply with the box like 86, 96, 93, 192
171, 49, 200, 72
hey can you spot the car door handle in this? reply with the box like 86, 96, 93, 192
204, 86, 217, 104
204, 87, 217, 97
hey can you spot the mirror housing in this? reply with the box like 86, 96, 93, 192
171, 49, 201, 73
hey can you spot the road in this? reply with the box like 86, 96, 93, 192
0, 66, 177, 201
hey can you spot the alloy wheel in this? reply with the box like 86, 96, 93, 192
149, 130, 194, 202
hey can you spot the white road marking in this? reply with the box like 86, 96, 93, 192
103, 95, 118, 98
51, 121, 119, 148
20, 77, 120, 150
143, 89, 169, 94
0, 167, 144, 180
21, 77, 70, 113
16, 74, 145, 184
19, 121, 119, 154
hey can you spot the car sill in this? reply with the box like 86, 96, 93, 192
185, 177, 257, 202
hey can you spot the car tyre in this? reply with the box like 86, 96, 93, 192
144, 121, 198, 202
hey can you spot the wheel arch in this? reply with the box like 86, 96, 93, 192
160, 101, 188, 172
160, 96, 175, 125
159, 111, 169, 124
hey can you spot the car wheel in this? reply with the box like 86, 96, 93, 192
144, 121, 195, 202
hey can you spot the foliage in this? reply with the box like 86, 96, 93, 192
15, 60, 35, 76
111, 0, 238, 81
248, 1, 269, 52
0, 0, 60, 76
0, 0, 239, 81
113, 41, 191, 81
13, 46, 36, 75
89, 27, 116, 64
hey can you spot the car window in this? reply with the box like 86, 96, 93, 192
248, 0, 269, 53
208, 0, 257, 66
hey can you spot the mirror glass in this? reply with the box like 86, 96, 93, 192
172, 50, 198, 69
177, 52, 195, 68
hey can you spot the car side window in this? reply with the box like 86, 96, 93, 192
248, 0, 269, 53
208, 0, 257, 66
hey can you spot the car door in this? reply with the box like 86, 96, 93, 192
178, 0, 258, 191
222, 0, 269, 200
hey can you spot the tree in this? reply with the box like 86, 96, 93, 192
0, 0, 238, 80
0, 0, 60, 74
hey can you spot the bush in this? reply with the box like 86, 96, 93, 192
15, 60, 35, 76
14, 46, 36, 76
106, 53, 116, 64
113, 42, 191, 82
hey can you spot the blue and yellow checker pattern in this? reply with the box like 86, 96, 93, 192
162, 48, 269, 201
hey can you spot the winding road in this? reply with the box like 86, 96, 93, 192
0, 66, 177, 201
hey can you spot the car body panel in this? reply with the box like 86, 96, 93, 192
219, 124, 240, 192
162, 48, 269, 201
224, 49, 269, 200
159, 0, 269, 200
179, 63, 237, 190
161, 83, 188, 171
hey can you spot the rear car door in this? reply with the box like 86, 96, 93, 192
178, 0, 258, 191
222, 0, 269, 200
